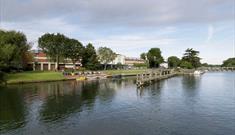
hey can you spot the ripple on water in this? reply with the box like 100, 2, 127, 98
0, 72, 234, 135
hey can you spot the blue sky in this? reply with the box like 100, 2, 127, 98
0, 0, 234, 64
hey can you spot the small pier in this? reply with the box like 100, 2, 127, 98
136, 69, 176, 87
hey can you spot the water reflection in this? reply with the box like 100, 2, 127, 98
137, 80, 164, 97
182, 75, 201, 90
181, 75, 202, 99
0, 73, 234, 135
39, 82, 84, 123
39, 80, 117, 123
0, 86, 27, 133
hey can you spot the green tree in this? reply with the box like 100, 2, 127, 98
222, 58, 235, 67
64, 39, 84, 69
81, 43, 100, 70
180, 61, 193, 69
0, 45, 16, 70
116, 62, 123, 69
133, 63, 147, 68
98, 47, 117, 70
0, 30, 31, 71
201, 63, 209, 67
182, 48, 201, 68
38, 33, 68, 70
167, 56, 180, 68
140, 53, 147, 60
147, 48, 164, 68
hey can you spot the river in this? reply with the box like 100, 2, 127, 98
0, 72, 234, 135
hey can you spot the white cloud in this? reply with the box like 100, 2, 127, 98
2, 0, 234, 27
0, 0, 234, 64
2, 17, 79, 48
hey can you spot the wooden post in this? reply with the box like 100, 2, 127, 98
40, 63, 43, 71
48, 62, 51, 70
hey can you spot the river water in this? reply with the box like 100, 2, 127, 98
0, 72, 234, 135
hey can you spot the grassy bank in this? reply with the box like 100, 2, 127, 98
6, 71, 66, 84
104, 69, 146, 76
6, 69, 146, 84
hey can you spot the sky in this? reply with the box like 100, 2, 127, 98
0, 0, 234, 64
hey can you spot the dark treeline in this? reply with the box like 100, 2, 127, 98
222, 58, 235, 67
140, 48, 201, 69
0, 30, 32, 71
0, 30, 33, 84
38, 33, 118, 71
38, 33, 101, 71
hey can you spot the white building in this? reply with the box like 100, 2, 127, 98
109, 54, 126, 65
160, 62, 168, 68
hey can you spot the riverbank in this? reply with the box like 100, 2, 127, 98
2, 72, 234, 135
5, 69, 199, 84
6, 71, 67, 84
104, 69, 146, 76
6, 69, 146, 84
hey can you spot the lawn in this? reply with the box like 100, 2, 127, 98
6, 69, 147, 84
6, 71, 66, 84
104, 69, 146, 75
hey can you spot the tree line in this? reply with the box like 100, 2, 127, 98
1, 29, 234, 84
0, 30, 33, 84
38, 33, 117, 71
222, 58, 235, 67
0, 30, 117, 83
140, 48, 201, 69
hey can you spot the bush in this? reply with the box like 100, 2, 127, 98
222, 58, 235, 67
133, 63, 147, 67
167, 56, 180, 68
180, 61, 193, 69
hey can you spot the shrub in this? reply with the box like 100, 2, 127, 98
180, 61, 193, 69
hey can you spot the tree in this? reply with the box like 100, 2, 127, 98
38, 33, 68, 70
147, 48, 164, 68
222, 58, 235, 67
64, 39, 84, 69
140, 53, 147, 60
167, 56, 180, 68
0, 45, 16, 70
0, 30, 31, 71
133, 63, 147, 68
180, 61, 193, 69
98, 47, 117, 70
201, 63, 209, 67
81, 43, 100, 70
182, 48, 201, 68
116, 62, 123, 69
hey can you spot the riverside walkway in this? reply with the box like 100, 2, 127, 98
136, 69, 176, 88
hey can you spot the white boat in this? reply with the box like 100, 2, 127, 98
194, 70, 205, 75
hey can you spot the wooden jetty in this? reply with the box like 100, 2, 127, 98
136, 69, 176, 88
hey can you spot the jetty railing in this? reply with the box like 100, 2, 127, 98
136, 69, 176, 87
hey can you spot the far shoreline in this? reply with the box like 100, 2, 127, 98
4, 69, 189, 85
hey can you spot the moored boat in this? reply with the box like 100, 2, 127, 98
76, 76, 87, 81
194, 70, 205, 75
